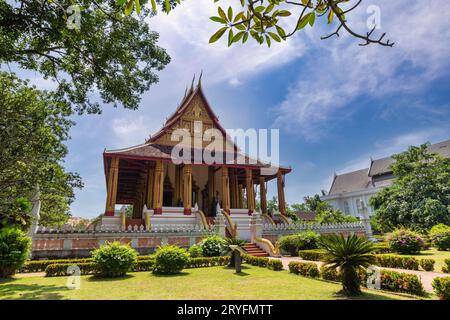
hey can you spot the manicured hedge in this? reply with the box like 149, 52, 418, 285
267, 259, 283, 271
288, 261, 319, 278
380, 270, 425, 296
432, 276, 450, 300
242, 254, 269, 267
443, 259, 450, 273
375, 254, 420, 270
372, 242, 391, 254
186, 256, 230, 268
419, 259, 435, 272
320, 266, 341, 282
45, 263, 96, 277
298, 249, 325, 261
21, 258, 93, 273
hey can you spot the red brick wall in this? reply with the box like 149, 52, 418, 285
72, 239, 99, 249
138, 238, 162, 247
168, 237, 189, 247
33, 239, 64, 250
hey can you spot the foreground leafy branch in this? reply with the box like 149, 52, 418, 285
121, 0, 393, 48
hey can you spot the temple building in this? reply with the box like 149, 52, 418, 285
99, 77, 292, 239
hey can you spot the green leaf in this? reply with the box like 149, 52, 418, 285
210, 16, 227, 24
228, 29, 234, 47
277, 10, 291, 17
265, 35, 271, 47
209, 27, 228, 43
135, 0, 140, 15
268, 32, 281, 42
296, 12, 314, 30
242, 32, 249, 43
150, 0, 157, 11
327, 10, 334, 24
218, 7, 228, 21
255, 6, 265, 13
227, 6, 233, 22
232, 31, 245, 43
165, 0, 170, 13
309, 12, 316, 26
124, 0, 134, 16
276, 25, 286, 39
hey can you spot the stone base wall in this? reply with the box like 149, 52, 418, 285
31, 231, 214, 259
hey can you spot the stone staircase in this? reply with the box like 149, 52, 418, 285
243, 242, 269, 257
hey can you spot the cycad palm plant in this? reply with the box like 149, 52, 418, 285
318, 234, 376, 295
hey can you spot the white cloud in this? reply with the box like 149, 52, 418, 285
273, 0, 450, 140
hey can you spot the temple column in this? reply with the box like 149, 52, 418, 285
146, 164, 154, 209
277, 170, 286, 215
246, 168, 255, 215
259, 176, 267, 214
183, 164, 192, 215
229, 169, 236, 208
208, 167, 215, 214
105, 156, 119, 216
153, 160, 164, 214
238, 184, 244, 209
221, 167, 230, 212
174, 165, 182, 206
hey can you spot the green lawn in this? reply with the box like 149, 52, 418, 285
394, 248, 450, 272
0, 266, 428, 300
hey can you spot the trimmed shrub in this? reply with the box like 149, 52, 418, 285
92, 241, 138, 278
432, 276, 450, 300
375, 254, 419, 270
320, 266, 341, 282
372, 242, 391, 254
380, 270, 425, 296
419, 258, 435, 272
388, 228, 424, 254
21, 258, 93, 273
298, 249, 325, 261
188, 244, 203, 258
442, 259, 450, 273
45, 262, 95, 277
0, 227, 31, 277
267, 259, 283, 271
153, 245, 189, 274
429, 224, 450, 251
288, 261, 319, 278
199, 236, 226, 257
277, 231, 319, 256
187, 256, 230, 268
243, 254, 269, 267
134, 259, 155, 272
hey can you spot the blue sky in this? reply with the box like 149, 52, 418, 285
14, 0, 450, 218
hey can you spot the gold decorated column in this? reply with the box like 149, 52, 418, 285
174, 165, 182, 206
221, 167, 230, 212
105, 156, 119, 216
277, 170, 286, 215
245, 168, 255, 214
229, 169, 236, 208
238, 184, 244, 209
259, 176, 267, 214
208, 167, 215, 213
183, 164, 192, 215
146, 164, 154, 209
153, 160, 164, 214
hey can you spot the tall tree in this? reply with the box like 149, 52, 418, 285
369, 144, 450, 231
0, 0, 170, 114
0, 72, 83, 229
121, 0, 393, 48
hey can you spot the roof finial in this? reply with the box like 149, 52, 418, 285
198, 70, 203, 87
190, 74, 196, 91
183, 85, 188, 98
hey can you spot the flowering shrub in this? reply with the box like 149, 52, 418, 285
429, 224, 450, 251
388, 228, 424, 254
298, 249, 325, 261
267, 259, 283, 271
380, 270, 425, 296
432, 276, 450, 300
320, 266, 341, 282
